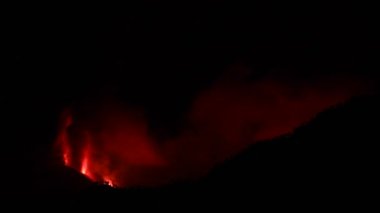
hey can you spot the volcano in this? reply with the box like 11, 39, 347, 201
60, 93, 380, 208
3, 2, 379, 210
54, 70, 371, 188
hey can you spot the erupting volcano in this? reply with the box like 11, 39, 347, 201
55, 70, 371, 188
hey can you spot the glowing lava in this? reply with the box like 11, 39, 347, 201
103, 176, 115, 187
80, 155, 89, 176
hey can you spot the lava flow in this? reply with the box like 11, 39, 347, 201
55, 110, 115, 186
80, 150, 90, 177
55, 104, 167, 187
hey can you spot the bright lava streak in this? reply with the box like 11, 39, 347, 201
80, 156, 89, 176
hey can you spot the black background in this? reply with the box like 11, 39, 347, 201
3, 1, 380, 205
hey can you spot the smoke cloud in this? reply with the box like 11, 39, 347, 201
56, 66, 372, 187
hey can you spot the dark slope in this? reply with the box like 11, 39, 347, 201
203, 94, 379, 193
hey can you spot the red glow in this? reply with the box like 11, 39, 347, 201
55, 70, 370, 188
80, 153, 89, 176
103, 176, 115, 187
80, 159, 88, 175
56, 111, 72, 166
63, 153, 69, 166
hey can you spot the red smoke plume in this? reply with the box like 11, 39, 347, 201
55, 68, 371, 187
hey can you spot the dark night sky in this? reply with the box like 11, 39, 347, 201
2, 1, 380, 200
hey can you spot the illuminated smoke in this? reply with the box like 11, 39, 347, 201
55, 68, 372, 187
56, 110, 73, 167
